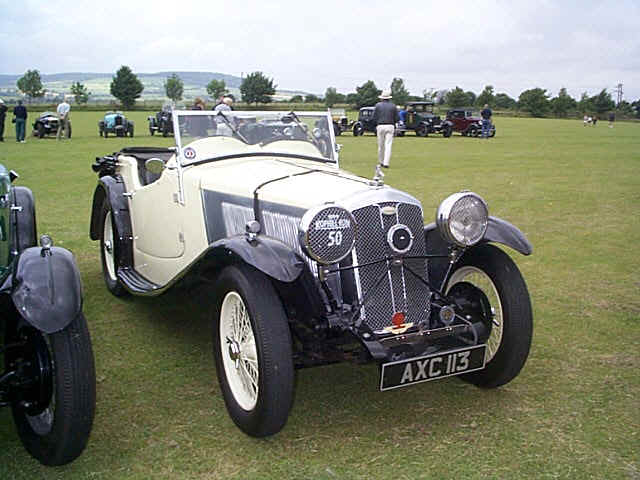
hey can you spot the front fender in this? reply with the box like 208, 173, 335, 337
210, 235, 304, 283
424, 216, 531, 256
8, 246, 82, 334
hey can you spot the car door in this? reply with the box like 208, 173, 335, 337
129, 168, 185, 259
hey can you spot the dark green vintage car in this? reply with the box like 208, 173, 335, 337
0, 164, 95, 465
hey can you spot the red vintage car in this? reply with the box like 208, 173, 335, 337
446, 109, 496, 137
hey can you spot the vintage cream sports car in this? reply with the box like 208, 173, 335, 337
90, 110, 533, 437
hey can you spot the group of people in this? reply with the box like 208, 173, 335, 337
0, 98, 71, 142
372, 94, 495, 169
0, 99, 28, 142
583, 112, 616, 128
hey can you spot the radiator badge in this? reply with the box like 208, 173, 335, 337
381, 205, 397, 216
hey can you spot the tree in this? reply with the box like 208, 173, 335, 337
518, 88, 550, 117
355, 80, 381, 108
550, 88, 576, 117
70, 81, 90, 104
345, 93, 358, 106
16, 69, 45, 102
632, 100, 640, 119
110, 65, 144, 109
290, 95, 304, 103
304, 94, 320, 103
240, 71, 276, 105
324, 87, 344, 107
476, 85, 495, 107
494, 93, 517, 110
164, 73, 184, 102
444, 87, 468, 108
390, 78, 410, 105
590, 88, 615, 114
577, 92, 593, 113
465, 91, 477, 106
206, 79, 227, 100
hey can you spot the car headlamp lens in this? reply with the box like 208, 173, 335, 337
299, 205, 356, 264
436, 192, 488, 247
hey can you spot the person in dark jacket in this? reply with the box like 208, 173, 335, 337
480, 104, 492, 139
13, 100, 27, 142
0, 99, 7, 142
372, 90, 399, 168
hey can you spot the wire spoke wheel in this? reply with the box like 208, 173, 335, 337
213, 265, 294, 437
220, 292, 259, 410
446, 244, 533, 388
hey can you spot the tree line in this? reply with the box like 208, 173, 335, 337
12, 68, 639, 118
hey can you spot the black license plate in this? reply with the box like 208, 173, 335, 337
380, 345, 486, 391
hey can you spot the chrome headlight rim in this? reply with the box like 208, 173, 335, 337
436, 191, 489, 248
298, 204, 356, 265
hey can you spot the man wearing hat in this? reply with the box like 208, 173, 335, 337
0, 99, 7, 142
372, 90, 399, 168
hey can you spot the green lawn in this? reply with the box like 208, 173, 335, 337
0, 113, 638, 479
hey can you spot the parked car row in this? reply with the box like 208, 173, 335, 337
353, 102, 496, 138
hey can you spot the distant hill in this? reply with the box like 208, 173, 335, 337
0, 71, 309, 102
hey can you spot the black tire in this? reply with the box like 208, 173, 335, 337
11, 186, 37, 253
103, 130, 107, 138
333, 122, 341, 136
150, 128, 154, 136
489, 129, 496, 138
7, 312, 96, 466
446, 244, 533, 388
353, 123, 364, 136
396, 130, 405, 137
37, 123, 45, 138
442, 124, 452, 138
162, 125, 169, 137
469, 126, 479, 137
99, 200, 128, 297
416, 124, 428, 137
213, 265, 294, 437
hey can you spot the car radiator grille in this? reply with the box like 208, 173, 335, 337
351, 202, 431, 331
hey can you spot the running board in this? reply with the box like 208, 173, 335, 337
117, 268, 161, 294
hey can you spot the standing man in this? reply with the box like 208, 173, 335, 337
56, 98, 71, 140
0, 99, 7, 142
372, 90, 398, 168
13, 100, 27, 143
480, 104, 492, 139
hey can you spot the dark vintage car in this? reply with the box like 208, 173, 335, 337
89, 109, 532, 438
397, 101, 452, 137
0, 164, 95, 465
446, 109, 496, 137
330, 108, 352, 136
352, 107, 377, 135
148, 105, 174, 137
99, 111, 134, 138
32, 112, 71, 139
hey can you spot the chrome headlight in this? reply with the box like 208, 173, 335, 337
299, 205, 356, 264
436, 192, 488, 247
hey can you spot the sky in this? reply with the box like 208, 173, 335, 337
1, 0, 639, 101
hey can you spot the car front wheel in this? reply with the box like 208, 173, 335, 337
213, 265, 294, 437
353, 123, 364, 136
446, 244, 532, 388
416, 124, 428, 137
99, 201, 128, 297
6, 313, 96, 466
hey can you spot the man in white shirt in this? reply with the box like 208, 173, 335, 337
56, 100, 71, 140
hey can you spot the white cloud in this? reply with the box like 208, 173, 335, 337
1, 0, 638, 100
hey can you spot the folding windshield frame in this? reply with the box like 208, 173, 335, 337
170, 109, 339, 206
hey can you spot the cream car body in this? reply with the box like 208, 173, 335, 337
89, 110, 534, 438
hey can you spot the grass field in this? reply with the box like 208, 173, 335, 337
0, 113, 638, 479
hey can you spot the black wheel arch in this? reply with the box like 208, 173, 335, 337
3, 246, 83, 334
424, 215, 532, 289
